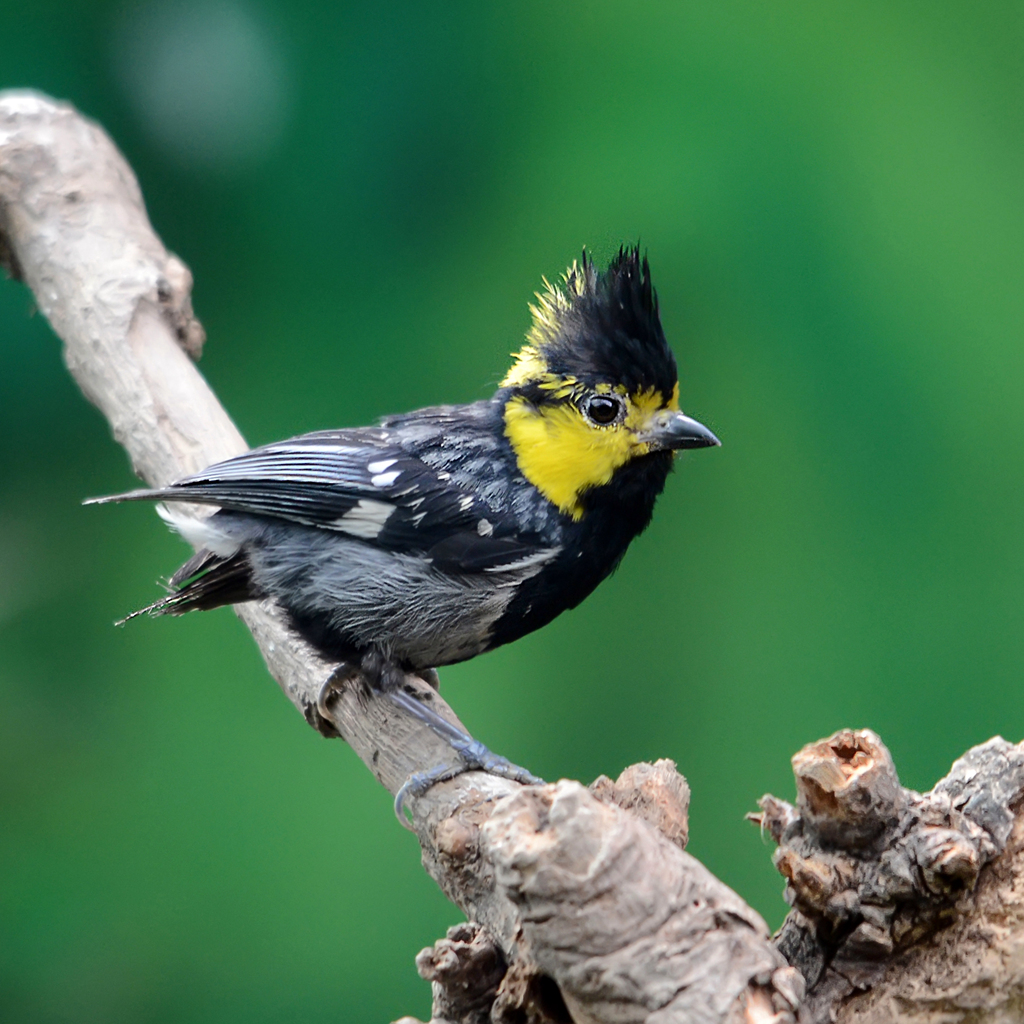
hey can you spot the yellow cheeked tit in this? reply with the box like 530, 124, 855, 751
90, 247, 718, 730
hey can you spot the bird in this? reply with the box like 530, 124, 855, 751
88, 247, 719, 811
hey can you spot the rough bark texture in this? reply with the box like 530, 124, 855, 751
754, 730, 1024, 1023
4, 89, 1024, 1024
835, 806, 1024, 1023
482, 780, 801, 1024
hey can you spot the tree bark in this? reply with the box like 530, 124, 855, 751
755, 731, 1024, 1023
2, 90, 1022, 1024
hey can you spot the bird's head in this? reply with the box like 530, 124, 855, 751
500, 247, 719, 520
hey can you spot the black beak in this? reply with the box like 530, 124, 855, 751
645, 410, 721, 451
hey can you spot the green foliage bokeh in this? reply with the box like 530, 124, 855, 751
3, 2, 1024, 1021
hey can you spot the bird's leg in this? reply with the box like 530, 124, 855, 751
388, 684, 543, 827
317, 657, 541, 825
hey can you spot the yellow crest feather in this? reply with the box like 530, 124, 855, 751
501, 261, 590, 388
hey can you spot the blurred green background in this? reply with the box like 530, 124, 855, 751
2, 1, 1023, 1021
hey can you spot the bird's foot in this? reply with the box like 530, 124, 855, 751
388, 687, 542, 827
394, 744, 542, 827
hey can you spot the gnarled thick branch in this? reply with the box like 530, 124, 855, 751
755, 730, 1024, 1023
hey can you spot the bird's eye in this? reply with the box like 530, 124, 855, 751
584, 394, 623, 426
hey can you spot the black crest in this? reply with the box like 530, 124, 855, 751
517, 247, 678, 398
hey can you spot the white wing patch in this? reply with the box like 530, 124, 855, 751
367, 458, 397, 474
370, 470, 401, 488
484, 548, 560, 573
263, 443, 361, 455
330, 499, 395, 539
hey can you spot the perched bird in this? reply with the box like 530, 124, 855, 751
89, 247, 718, 806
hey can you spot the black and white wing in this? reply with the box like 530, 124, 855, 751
86, 429, 555, 575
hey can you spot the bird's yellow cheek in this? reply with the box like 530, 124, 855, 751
503, 397, 644, 520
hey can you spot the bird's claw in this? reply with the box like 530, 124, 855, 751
316, 663, 362, 728
448, 736, 543, 785
394, 743, 543, 828
418, 667, 441, 691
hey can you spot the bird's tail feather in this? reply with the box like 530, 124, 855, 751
116, 550, 259, 625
